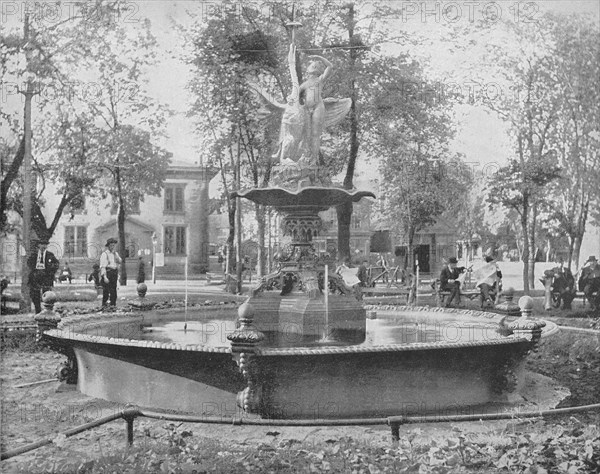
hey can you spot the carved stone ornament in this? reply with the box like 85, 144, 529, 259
227, 302, 265, 414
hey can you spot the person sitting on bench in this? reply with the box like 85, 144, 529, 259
579, 255, 600, 310
440, 257, 467, 308
549, 258, 576, 310
474, 255, 502, 308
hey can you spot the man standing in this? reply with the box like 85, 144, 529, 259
100, 238, 122, 308
440, 257, 466, 308
27, 238, 59, 313
579, 256, 600, 310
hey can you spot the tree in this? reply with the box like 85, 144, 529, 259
364, 43, 469, 271
72, 9, 171, 285
4, 111, 103, 241
0, 1, 133, 233
487, 159, 561, 291
1, 1, 143, 307
482, 15, 567, 292
542, 15, 600, 271
185, 12, 281, 291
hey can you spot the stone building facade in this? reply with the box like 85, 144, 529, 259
1, 163, 216, 279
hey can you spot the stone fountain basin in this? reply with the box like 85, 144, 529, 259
44, 307, 558, 419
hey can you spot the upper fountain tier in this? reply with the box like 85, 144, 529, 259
232, 186, 375, 213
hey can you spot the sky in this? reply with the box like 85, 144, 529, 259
136, 0, 600, 181
2, 0, 599, 177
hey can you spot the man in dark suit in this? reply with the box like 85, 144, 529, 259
579, 256, 600, 310
357, 260, 369, 287
27, 238, 60, 313
440, 257, 466, 308
551, 259, 576, 310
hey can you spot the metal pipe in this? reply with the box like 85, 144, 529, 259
125, 417, 134, 446
0, 410, 133, 461
139, 410, 388, 426
557, 326, 600, 335
13, 378, 56, 388
2, 402, 599, 461
388, 403, 600, 439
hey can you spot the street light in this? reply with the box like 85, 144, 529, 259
151, 232, 157, 284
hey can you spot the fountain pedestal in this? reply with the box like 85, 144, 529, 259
234, 186, 375, 346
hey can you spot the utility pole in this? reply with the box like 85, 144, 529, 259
235, 139, 243, 295
20, 12, 35, 312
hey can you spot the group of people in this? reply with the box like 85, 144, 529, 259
439, 254, 600, 311
27, 237, 124, 313
548, 256, 600, 310
439, 256, 503, 308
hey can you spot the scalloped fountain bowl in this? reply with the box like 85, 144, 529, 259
44, 305, 558, 419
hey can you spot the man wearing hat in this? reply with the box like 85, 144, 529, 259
27, 238, 60, 313
578, 256, 600, 310
100, 238, 122, 308
440, 257, 467, 308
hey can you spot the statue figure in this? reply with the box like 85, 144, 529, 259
300, 52, 333, 161
276, 43, 306, 164
252, 43, 351, 168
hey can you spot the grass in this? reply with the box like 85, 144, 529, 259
10, 419, 600, 473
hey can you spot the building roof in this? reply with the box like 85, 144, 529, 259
95, 216, 156, 233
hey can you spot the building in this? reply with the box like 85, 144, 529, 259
1, 163, 216, 279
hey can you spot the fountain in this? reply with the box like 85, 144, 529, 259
41, 31, 559, 420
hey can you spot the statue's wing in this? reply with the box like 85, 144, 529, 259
323, 98, 352, 128
248, 83, 286, 122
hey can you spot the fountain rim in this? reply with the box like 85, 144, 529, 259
231, 186, 376, 210
44, 306, 559, 356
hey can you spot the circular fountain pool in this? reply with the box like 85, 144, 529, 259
44, 305, 557, 419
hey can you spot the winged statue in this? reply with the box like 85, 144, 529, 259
251, 43, 351, 167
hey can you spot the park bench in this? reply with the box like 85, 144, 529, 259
1, 291, 21, 312
205, 272, 226, 285
431, 279, 482, 307
550, 290, 589, 309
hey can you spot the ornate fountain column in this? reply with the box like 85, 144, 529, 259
227, 302, 265, 414
232, 187, 374, 345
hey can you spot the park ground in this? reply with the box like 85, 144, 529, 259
1, 276, 599, 473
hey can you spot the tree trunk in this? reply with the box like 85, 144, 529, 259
406, 227, 416, 274
255, 203, 265, 277
117, 195, 127, 286
225, 199, 237, 294
567, 235, 575, 271
521, 203, 530, 294
572, 236, 583, 274
336, 2, 360, 260
0, 136, 25, 232
20, 35, 34, 312
527, 207, 538, 289
336, 201, 352, 263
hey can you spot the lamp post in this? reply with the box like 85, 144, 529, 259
151, 232, 157, 284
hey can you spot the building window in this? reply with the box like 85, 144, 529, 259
164, 226, 186, 255
164, 185, 185, 213
352, 215, 361, 229
64, 226, 87, 258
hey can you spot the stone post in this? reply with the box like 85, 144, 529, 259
128, 283, 155, 311
34, 291, 78, 386
508, 295, 546, 344
34, 291, 60, 342
227, 301, 265, 414
494, 287, 520, 317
